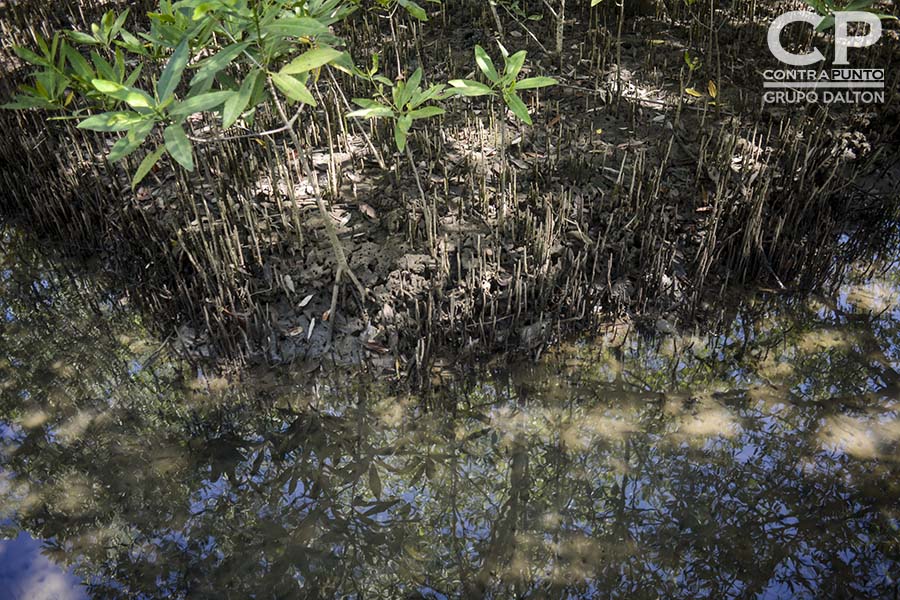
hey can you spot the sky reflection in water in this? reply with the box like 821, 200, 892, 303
0, 529, 87, 600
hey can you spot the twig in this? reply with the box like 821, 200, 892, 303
186, 107, 303, 143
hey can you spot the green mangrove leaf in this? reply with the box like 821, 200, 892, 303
91, 51, 116, 81
328, 50, 357, 77
409, 83, 446, 107
66, 31, 99, 46
390, 80, 404, 110
131, 145, 166, 189
125, 64, 144, 87
407, 106, 444, 120
280, 47, 343, 75
14, 46, 51, 69
503, 50, 527, 81
169, 91, 232, 117
0, 95, 56, 110
264, 17, 330, 39
64, 45, 94, 81
516, 76, 557, 90
397, 0, 427, 21
474, 45, 499, 84
399, 68, 422, 107
504, 91, 531, 125
91, 79, 155, 109
272, 73, 316, 106
113, 47, 126, 82
192, 1, 222, 20
35, 32, 52, 60
157, 38, 189, 101
37, 70, 69, 102
347, 97, 394, 118
189, 42, 251, 89
107, 120, 154, 163
223, 69, 260, 129
77, 111, 146, 131
447, 79, 495, 97
163, 123, 194, 171
393, 124, 407, 151
117, 30, 146, 55
816, 15, 835, 31
394, 114, 412, 151
110, 9, 129, 40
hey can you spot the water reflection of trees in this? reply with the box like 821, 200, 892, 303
1, 232, 899, 598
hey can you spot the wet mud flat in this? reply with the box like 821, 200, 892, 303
0, 0, 898, 374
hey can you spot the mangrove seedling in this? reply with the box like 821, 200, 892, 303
448, 44, 556, 177
347, 65, 447, 252
347, 66, 446, 153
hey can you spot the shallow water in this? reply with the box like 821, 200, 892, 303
1, 228, 899, 599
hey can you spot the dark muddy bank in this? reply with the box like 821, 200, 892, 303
1, 0, 898, 374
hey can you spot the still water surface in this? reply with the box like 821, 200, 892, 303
1, 228, 899, 598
